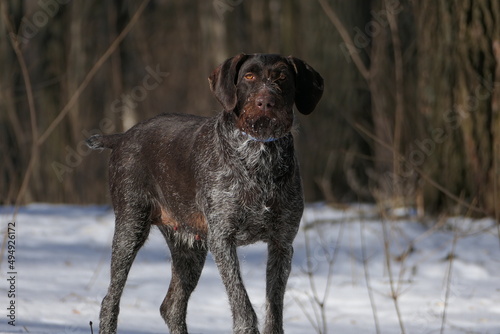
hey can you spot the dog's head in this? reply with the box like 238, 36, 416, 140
209, 53, 324, 142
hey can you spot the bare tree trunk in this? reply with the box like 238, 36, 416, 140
360, 0, 420, 206
0, 0, 24, 204
414, 0, 500, 216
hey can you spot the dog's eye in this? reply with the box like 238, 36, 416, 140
244, 73, 255, 80
278, 73, 286, 81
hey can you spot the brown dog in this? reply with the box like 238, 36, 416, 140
87, 53, 323, 334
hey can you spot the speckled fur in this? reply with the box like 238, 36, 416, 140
87, 54, 323, 334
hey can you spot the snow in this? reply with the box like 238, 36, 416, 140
1, 203, 499, 334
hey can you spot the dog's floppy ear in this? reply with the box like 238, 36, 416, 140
287, 56, 324, 115
209, 53, 249, 112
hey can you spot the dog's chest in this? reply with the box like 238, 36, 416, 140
213, 179, 279, 245
204, 142, 295, 244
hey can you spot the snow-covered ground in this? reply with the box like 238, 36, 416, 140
1, 203, 499, 334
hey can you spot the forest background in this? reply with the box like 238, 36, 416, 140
1, 0, 499, 219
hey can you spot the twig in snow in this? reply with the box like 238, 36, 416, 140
360, 220, 381, 334
381, 216, 406, 334
294, 219, 345, 333
440, 222, 459, 334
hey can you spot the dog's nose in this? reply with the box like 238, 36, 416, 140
255, 94, 276, 112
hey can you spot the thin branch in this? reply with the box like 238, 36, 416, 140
385, 0, 405, 196
380, 215, 406, 334
440, 223, 458, 334
317, 0, 370, 82
292, 292, 321, 333
494, 143, 500, 246
360, 220, 381, 334
440, 198, 478, 333
318, 221, 344, 334
37, 0, 151, 146
303, 226, 325, 333
308, 294, 324, 334
304, 225, 320, 304
320, 222, 343, 303
315, 150, 338, 203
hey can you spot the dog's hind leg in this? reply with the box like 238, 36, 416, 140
99, 209, 151, 334
159, 228, 207, 334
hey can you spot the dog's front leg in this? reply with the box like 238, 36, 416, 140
263, 241, 294, 334
209, 235, 259, 334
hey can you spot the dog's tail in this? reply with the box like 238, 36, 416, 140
86, 134, 122, 150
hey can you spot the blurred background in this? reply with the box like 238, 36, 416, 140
1, 0, 499, 218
